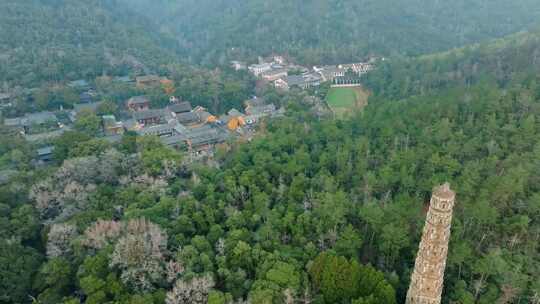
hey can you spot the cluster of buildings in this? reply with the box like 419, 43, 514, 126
235, 55, 376, 90
2, 90, 283, 163
119, 96, 283, 160
0, 92, 12, 109
3, 53, 375, 165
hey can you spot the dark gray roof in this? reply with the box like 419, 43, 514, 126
246, 104, 276, 115
136, 123, 176, 136
123, 119, 138, 130
25, 128, 68, 142
0, 170, 17, 185
68, 80, 89, 88
114, 76, 134, 83
133, 109, 164, 121
161, 125, 228, 148
184, 125, 213, 137
219, 114, 232, 123
185, 126, 228, 147
285, 75, 306, 87
249, 63, 272, 70
136, 75, 160, 82
161, 135, 188, 147
3, 117, 22, 127
228, 109, 244, 117
102, 115, 122, 128
197, 111, 213, 122
189, 133, 226, 146
174, 123, 188, 134
127, 96, 149, 105
176, 112, 200, 124
73, 102, 102, 113
23, 112, 57, 125
285, 73, 322, 87
245, 97, 265, 108
261, 68, 288, 77
169, 102, 192, 114
80, 92, 93, 103
37, 146, 55, 156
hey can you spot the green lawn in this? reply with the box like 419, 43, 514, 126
326, 87, 369, 118
326, 87, 358, 108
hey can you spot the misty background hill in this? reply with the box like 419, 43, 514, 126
3, 0, 540, 87
0, 0, 178, 87
120, 0, 540, 65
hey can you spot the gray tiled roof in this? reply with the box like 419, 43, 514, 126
178, 125, 211, 138
68, 80, 89, 88
37, 146, 55, 156
114, 76, 134, 83
127, 96, 149, 105
246, 104, 276, 115
133, 109, 164, 121
261, 68, 288, 77
219, 115, 232, 123
176, 112, 200, 124
285, 75, 306, 87
228, 109, 244, 117
185, 126, 228, 146
174, 123, 188, 134
25, 128, 68, 142
136, 75, 160, 82
245, 97, 265, 108
3, 117, 22, 127
285, 73, 322, 87
0, 93, 11, 100
197, 111, 213, 122
136, 122, 176, 136
161, 134, 188, 147
23, 112, 57, 125
73, 102, 102, 113
161, 125, 228, 148
169, 102, 192, 114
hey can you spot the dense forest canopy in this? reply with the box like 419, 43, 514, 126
2, 28, 540, 303
0, 0, 178, 87
364, 31, 540, 100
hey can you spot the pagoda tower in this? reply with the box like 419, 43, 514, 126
406, 183, 456, 304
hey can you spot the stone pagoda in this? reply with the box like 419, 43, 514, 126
406, 183, 456, 304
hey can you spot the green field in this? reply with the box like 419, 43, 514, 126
326, 87, 358, 108
326, 87, 369, 117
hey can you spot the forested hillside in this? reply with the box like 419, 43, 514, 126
120, 0, 540, 65
0, 0, 177, 87
1, 30, 540, 303
364, 31, 540, 100
4, 0, 540, 87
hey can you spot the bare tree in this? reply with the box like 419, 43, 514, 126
30, 149, 179, 223
83, 219, 122, 250
166, 260, 185, 283
166, 275, 214, 304
46, 223, 77, 258
109, 218, 168, 292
